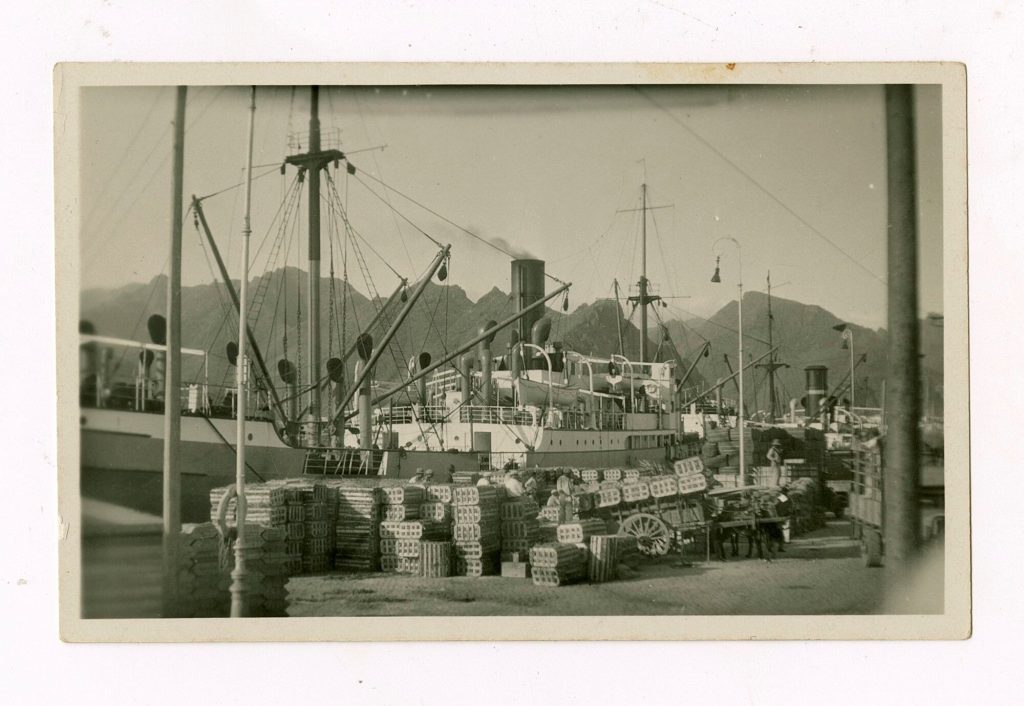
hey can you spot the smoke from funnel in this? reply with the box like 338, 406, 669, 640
468, 226, 537, 260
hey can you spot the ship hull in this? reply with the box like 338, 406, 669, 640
80, 408, 678, 522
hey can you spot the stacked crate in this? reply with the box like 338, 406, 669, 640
452, 484, 501, 577
529, 542, 587, 587
209, 482, 303, 575
299, 484, 332, 573
420, 484, 452, 524
499, 497, 540, 573
209, 483, 289, 529
381, 484, 425, 521
175, 522, 290, 617
324, 481, 382, 572
283, 488, 305, 574
451, 471, 477, 486
555, 518, 607, 545
587, 534, 638, 583
419, 540, 453, 578
380, 518, 451, 574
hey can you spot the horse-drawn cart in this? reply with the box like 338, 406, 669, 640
586, 458, 712, 557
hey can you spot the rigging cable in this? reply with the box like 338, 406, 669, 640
634, 86, 887, 286
350, 165, 569, 286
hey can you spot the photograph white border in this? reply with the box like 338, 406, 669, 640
56, 61, 969, 643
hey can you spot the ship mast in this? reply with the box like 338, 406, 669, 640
285, 87, 345, 442
755, 271, 789, 421
623, 181, 670, 363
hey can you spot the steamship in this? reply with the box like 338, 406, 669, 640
80, 87, 693, 520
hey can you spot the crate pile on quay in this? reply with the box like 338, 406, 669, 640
379, 511, 451, 575
452, 484, 503, 577
174, 522, 289, 617
529, 542, 587, 586
300, 484, 333, 573
701, 426, 828, 488
324, 479, 382, 572
587, 534, 640, 583
210, 481, 305, 574
497, 496, 541, 577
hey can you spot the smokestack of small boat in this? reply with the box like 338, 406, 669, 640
804, 365, 828, 421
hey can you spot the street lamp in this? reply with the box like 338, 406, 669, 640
711, 237, 744, 485
833, 323, 855, 425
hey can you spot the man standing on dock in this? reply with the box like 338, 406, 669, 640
767, 439, 784, 487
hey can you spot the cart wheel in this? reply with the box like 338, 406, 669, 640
619, 513, 672, 556
864, 529, 883, 567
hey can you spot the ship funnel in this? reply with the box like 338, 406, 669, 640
511, 258, 545, 347
804, 365, 828, 420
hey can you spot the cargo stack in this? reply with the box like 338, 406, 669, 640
381, 484, 425, 521
175, 522, 289, 617
420, 484, 453, 524
300, 484, 332, 573
452, 484, 501, 577
499, 497, 540, 576
209, 483, 289, 529
380, 518, 451, 575
587, 534, 639, 583
451, 471, 477, 485
529, 543, 587, 587
283, 489, 305, 574
419, 540, 453, 577
555, 518, 607, 544
209, 482, 303, 575
325, 481, 382, 572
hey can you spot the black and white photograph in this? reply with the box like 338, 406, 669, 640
56, 63, 968, 640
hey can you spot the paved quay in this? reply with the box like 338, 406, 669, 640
288, 520, 924, 617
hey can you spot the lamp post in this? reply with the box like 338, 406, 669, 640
834, 323, 855, 426
711, 237, 744, 485
230, 86, 257, 618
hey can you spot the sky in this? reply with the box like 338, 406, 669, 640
79, 83, 943, 330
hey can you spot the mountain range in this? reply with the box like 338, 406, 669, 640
80, 267, 944, 416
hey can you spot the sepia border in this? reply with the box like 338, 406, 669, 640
56, 62, 969, 642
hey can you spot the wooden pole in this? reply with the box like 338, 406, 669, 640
162, 86, 186, 617
884, 84, 922, 570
